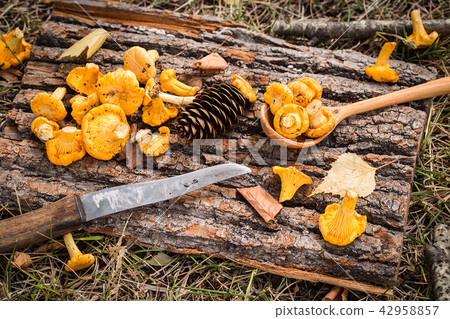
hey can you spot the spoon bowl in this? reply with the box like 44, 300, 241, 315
260, 76, 450, 148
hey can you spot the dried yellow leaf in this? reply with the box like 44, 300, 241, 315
58, 28, 108, 60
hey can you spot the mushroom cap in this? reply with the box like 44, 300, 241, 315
136, 126, 171, 157
46, 126, 86, 166
142, 97, 178, 127
160, 68, 200, 97
97, 69, 145, 115
70, 92, 100, 125
30, 91, 67, 122
0, 28, 31, 70
66, 63, 103, 96
264, 83, 294, 115
31, 117, 60, 142
303, 100, 336, 138
231, 74, 257, 103
273, 104, 309, 139
81, 103, 130, 161
288, 77, 322, 107
124, 46, 159, 84
66, 253, 95, 271
272, 166, 312, 202
319, 190, 367, 246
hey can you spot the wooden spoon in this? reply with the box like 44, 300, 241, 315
260, 76, 450, 149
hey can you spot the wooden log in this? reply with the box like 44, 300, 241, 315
0, 0, 438, 294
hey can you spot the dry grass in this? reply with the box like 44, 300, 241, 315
0, 0, 449, 301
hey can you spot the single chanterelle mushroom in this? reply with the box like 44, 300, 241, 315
124, 46, 159, 84
70, 92, 100, 125
63, 232, 95, 271
365, 42, 399, 83
31, 117, 59, 142
160, 69, 200, 97
264, 82, 294, 115
407, 10, 439, 49
272, 166, 312, 202
46, 126, 86, 166
82, 104, 130, 160
0, 27, 31, 70
231, 74, 257, 103
30, 87, 67, 122
273, 104, 309, 139
319, 190, 367, 246
135, 126, 170, 157
97, 69, 145, 115
303, 100, 336, 138
142, 78, 179, 126
66, 63, 103, 96
288, 77, 322, 107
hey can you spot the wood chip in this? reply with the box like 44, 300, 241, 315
322, 286, 348, 301
238, 186, 283, 223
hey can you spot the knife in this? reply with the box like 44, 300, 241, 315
0, 163, 251, 253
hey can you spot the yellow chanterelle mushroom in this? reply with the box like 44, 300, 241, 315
407, 10, 439, 49
70, 92, 100, 125
365, 42, 399, 83
142, 78, 179, 127
273, 104, 309, 139
0, 28, 31, 70
30, 87, 67, 122
46, 126, 86, 166
135, 126, 171, 157
288, 77, 322, 107
63, 233, 95, 272
160, 69, 200, 97
319, 190, 367, 246
31, 117, 59, 142
263, 82, 294, 116
231, 74, 257, 103
303, 100, 335, 138
66, 63, 103, 96
272, 166, 312, 202
124, 46, 159, 84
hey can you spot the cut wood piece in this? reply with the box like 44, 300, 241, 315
0, 2, 439, 294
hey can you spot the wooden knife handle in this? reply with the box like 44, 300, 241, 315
0, 195, 86, 253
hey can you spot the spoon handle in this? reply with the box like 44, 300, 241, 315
335, 76, 450, 123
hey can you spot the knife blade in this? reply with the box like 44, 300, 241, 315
0, 163, 251, 252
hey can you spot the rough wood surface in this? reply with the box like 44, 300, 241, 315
0, 0, 438, 294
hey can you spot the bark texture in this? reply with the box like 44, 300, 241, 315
0, 0, 438, 294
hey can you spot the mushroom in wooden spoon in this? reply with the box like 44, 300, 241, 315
273, 104, 309, 139
319, 190, 367, 246
46, 126, 86, 166
263, 82, 294, 115
66, 63, 103, 96
288, 77, 322, 107
63, 233, 95, 272
82, 104, 130, 160
303, 100, 335, 138
30, 87, 67, 122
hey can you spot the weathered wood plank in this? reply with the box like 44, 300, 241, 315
0, 1, 438, 293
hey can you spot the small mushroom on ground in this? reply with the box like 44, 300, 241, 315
193, 52, 228, 72
135, 126, 170, 157
30, 87, 67, 122
272, 166, 312, 203
63, 233, 95, 272
288, 77, 322, 107
407, 10, 439, 49
273, 104, 309, 139
0, 27, 31, 70
70, 92, 100, 125
303, 100, 335, 138
319, 189, 367, 246
97, 68, 145, 115
264, 82, 294, 115
66, 63, 103, 96
160, 69, 200, 97
46, 126, 86, 166
142, 78, 179, 127
82, 104, 130, 161
231, 74, 257, 103
124, 46, 159, 84
365, 42, 399, 83
31, 117, 59, 142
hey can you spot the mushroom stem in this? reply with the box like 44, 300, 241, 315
306, 100, 326, 129
159, 92, 195, 105
410, 10, 427, 38
113, 122, 130, 140
326, 190, 359, 236
63, 233, 95, 271
373, 42, 395, 67
5, 28, 24, 52
51, 87, 67, 101
59, 126, 77, 142
38, 124, 54, 141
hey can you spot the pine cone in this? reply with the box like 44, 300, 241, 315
177, 83, 250, 139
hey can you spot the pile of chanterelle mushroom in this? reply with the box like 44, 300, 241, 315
29, 46, 256, 166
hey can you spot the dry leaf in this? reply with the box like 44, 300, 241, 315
34, 241, 64, 253
322, 286, 348, 301
12, 252, 32, 269
58, 28, 108, 60
193, 52, 228, 71
149, 252, 174, 266
311, 153, 404, 198
238, 186, 283, 223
